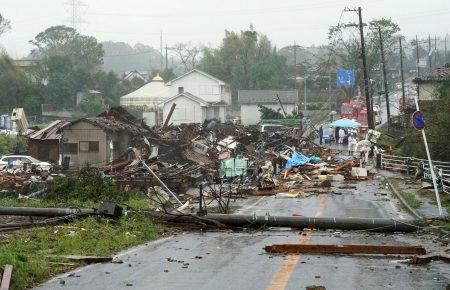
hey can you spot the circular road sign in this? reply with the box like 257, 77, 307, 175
412, 110, 425, 130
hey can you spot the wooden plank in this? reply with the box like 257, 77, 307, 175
410, 253, 450, 264
0, 265, 13, 290
265, 244, 426, 255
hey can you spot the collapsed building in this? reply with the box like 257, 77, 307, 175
59, 107, 153, 169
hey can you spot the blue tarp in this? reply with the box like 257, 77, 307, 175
285, 152, 322, 169
329, 118, 361, 128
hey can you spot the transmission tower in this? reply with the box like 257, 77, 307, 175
65, 0, 86, 30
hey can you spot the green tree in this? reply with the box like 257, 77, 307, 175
325, 18, 400, 99
29, 26, 104, 108
0, 13, 11, 36
199, 26, 289, 106
0, 53, 43, 116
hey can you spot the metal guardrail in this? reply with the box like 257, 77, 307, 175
380, 153, 450, 194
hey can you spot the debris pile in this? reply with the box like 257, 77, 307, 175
1, 107, 378, 214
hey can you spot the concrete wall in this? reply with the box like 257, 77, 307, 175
170, 71, 224, 103
240, 103, 297, 125
418, 83, 439, 101
163, 95, 204, 125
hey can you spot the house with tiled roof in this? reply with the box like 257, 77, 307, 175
413, 64, 450, 101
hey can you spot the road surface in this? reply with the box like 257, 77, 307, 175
36, 175, 449, 290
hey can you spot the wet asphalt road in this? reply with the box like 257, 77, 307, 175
36, 177, 450, 290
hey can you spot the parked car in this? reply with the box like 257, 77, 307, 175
0, 155, 52, 171
258, 124, 285, 133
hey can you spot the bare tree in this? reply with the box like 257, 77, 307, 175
172, 42, 201, 72
0, 14, 11, 37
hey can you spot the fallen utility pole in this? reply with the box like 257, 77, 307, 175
265, 244, 426, 255
145, 212, 424, 232
140, 158, 183, 206
0, 202, 122, 217
0, 207, 95, 217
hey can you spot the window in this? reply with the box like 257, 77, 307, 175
178, 86, 184, 93
79, 141, 99, 153
62, 143, 78, 154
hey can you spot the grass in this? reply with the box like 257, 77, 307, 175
417, 189, 450, 231
391, 180, 423, 209
0, 198, 164, 290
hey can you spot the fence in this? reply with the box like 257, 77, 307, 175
380, 153, 450, 194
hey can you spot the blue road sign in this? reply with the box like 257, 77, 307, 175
336, 70, 355, 87
412, 110, 424, 130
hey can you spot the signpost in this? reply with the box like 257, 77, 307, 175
412, 110, 424, 130
412, 101, 443, 216
336, 70, 355, 87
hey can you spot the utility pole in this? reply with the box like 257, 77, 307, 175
165, 44, 168, 71
160, 30, 163, 71
416, 35, 420, 97
304, 77, 307, 111
445, 34, 448, 64
293, 41, 297, 66
399, 36, 406, 105
345, 6, 374, 129
428, 34, 432, 72
378, 27, 390, 127
434, 36, 437, 68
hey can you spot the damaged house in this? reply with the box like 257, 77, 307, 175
59, 107, 151, 169
28, 120, 70, 163
162, 69, 231, 125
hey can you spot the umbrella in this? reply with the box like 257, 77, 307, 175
329, 118, 361, 128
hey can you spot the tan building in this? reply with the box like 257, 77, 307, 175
60, 107, 149, 169
414, 65, 450, 102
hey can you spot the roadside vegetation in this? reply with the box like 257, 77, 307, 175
0, 135, 27, 155
391, 179, 422, 209
417, 189, 450, 231
0, 168, 165, 290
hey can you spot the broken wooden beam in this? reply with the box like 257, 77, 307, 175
0, 265, 13, 290
410, 253, 450, 264
264, 244, 426, 255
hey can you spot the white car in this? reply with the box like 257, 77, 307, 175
0, 155, 52, 171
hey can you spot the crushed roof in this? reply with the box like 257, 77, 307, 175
414, 66, 450, 83
28, 120, 70, 140
238, 90, 299, 104
62, 107, 152, 136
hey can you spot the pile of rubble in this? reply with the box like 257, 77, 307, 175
0, 113, 376, 212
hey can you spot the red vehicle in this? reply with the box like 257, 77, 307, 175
339, 97, 371, 131
340, 102, 358, 119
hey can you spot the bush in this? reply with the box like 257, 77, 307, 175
0, 135, 27, 155
44, 167, 140, 203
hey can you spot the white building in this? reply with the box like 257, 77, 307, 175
162, 69, 231, 125
238, 90, 298, 125
120, 74, 170, 108
120, 74, 170, 126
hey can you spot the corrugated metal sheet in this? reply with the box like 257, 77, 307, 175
28, 120, 70, 140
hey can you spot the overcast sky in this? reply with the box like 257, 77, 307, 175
1, 0, 450, 58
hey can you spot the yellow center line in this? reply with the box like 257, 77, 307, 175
266, 194, 328, 290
